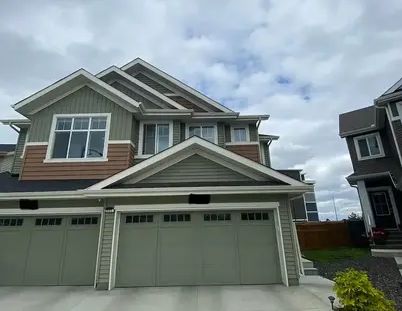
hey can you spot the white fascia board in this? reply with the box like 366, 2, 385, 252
87, 136, 309, 190
12, 69, 140, 114
120, 58, 234, 113
96, 66, 189, 110
0, 184, 312, 201
0, 119, 31, 126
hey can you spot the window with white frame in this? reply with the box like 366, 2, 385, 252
50, 115, 109, 160
187, 124, 216, 143
140, 122, 171, 155
231, 126, 249, 142
353, 132, 384, 160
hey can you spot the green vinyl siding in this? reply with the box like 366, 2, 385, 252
96, 211, 115, 289
173, 120, 181, 145
217, 122, 225, 147
249, 124, 258, 141
130, 154, 253, 185
28, 86, 133, 142
11, 127, 28, 175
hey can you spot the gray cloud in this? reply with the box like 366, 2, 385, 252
0, 0, 401, 219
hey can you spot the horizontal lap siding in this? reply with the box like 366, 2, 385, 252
20, 144, 134, 180
279, 199, 299, 285
134, 154, 252, 184
226, 144, 260, 163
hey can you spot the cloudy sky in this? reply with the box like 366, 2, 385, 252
0, 0, 402, 219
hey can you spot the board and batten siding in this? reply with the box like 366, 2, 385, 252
28, 86, 133, 142
96, 210, 115, 290
128, 154, 253, 185
217, 122, 225, 147
11, 128, 28, 175
173, 121, 181, 145
279, 198, 299, 285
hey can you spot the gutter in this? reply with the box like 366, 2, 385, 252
0, 185, 313, 201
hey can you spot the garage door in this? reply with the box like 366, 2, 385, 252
0, 215, 100, 286
116, 210, 281, 287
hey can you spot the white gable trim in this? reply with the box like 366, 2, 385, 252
13, 69, 141, 114
88, 136, 308, 190
96, 66, 188, 110
120, 58, 234, 113
383, 76, 402, 96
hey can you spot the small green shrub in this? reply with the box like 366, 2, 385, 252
333, 268, 395, 311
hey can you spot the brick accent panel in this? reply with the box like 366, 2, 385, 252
226, 144, 260, 163
20, 143, 135, 180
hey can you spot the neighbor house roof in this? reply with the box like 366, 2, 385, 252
0, 172, 100, 193
0, 144, 15, 154
339, 106, 385, 138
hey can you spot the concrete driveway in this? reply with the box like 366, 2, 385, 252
0, 276, 334, 311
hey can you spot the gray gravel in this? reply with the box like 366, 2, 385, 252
314, 255, 402, 310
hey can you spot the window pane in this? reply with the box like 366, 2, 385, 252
202, 126, 215, 142
157, 124, 169, 152
91, 117, 107, 129
87, 131, 105, 158
367, 136, 380, 155
189, 126, 201, 137
52, 132, 70, 158
306, 202, 317, 212
143, 124, 156, 154
56, 118, 72, 130
68, 132, 88, 158
307, 212, 319, 221
73, 117, 89, 130
357, 139, 370, 157
234, 128, 247, 142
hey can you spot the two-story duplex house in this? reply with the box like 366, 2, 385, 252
340, 78, 402, 244
0, 58, 312, 290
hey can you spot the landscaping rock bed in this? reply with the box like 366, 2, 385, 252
314, 255, 402, 310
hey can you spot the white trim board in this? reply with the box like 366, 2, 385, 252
88, 136, 309, 190
0, 207, 102, 216
367, 186, 401, 226
353, 132, 385, 161
96, 66, 188, 110
120, 58, 234, 113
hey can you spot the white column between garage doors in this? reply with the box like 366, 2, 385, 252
108, 202, 288, 290
0, 207, 103, 288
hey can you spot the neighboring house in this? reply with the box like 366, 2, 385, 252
339, 77, 402, 235
0, 144, 15, 173
0, 58, 312, 290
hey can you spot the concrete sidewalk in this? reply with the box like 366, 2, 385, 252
0, 276, 335, 311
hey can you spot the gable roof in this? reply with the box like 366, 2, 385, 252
382, 76, 402, 96
12, 69, 141, 116
120, 58, 234, 113
88, 136, 309, 190
96, 66, 190, 110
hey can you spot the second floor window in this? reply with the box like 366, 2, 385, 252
354, 132, 384, 160
142, 123, 170, 155
232, 127, 248, 142
188, 125, 216, 143
51, 115, 108, 159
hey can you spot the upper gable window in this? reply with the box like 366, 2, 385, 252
231, 126, 250, 143
186, 124, 217, 143
48, 114, 110, 161
138, 121, 173, 156
353, 132, 385, 160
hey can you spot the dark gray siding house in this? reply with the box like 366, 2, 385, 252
340, 78, 402, 236
0, 58, 313, 290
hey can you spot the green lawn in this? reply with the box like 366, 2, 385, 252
302, 247, 370, 263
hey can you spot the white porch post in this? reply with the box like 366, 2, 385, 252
356, 180, 376, 231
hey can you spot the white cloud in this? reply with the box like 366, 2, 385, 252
0, 0, 401, 219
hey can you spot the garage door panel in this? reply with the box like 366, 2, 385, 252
61, 227, 100, 285
201, 225, 239, 284
116, 215, 158, 287
158, 227, 201, 286
0, 225, 30, 285
24, 229, 65, 285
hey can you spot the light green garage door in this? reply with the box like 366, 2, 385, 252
116, 210, 281, 287
0, 215, 100, 286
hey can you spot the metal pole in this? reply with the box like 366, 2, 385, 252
332, 193, 339, 221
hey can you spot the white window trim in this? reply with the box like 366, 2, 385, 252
370, 191, 391, 216
353, 132, 385, 161
230, 125, 250, 143
185, 123, 218, 144
45, 113, 111, 163
137, 120, 174, 157
390, 101, 402, 121
367, 186, 401, 225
